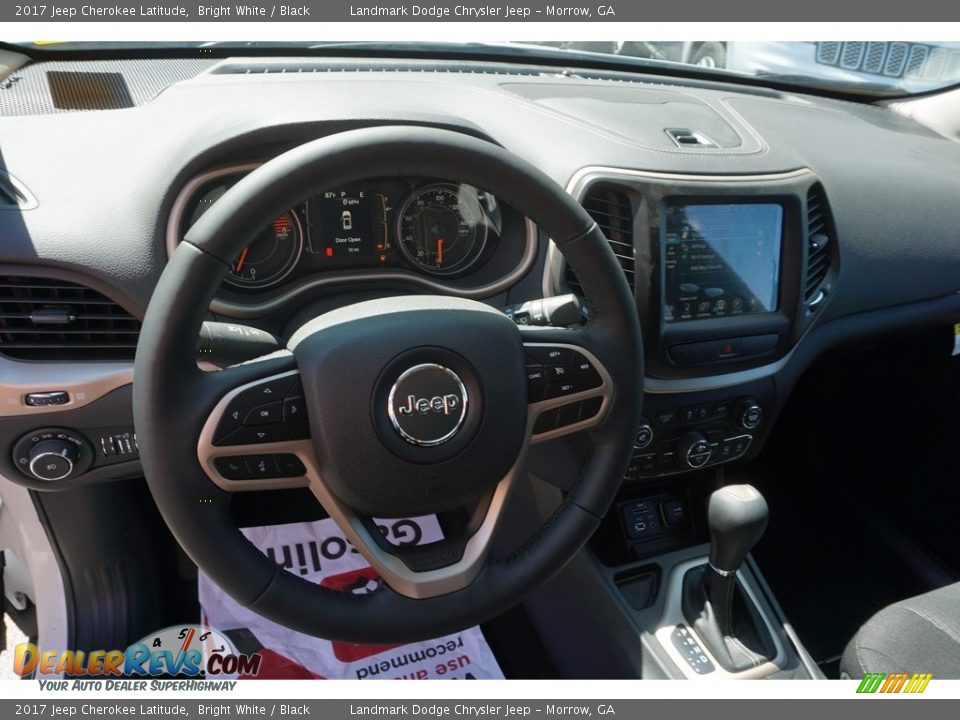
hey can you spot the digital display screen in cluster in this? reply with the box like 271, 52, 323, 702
662, 203, 783, 324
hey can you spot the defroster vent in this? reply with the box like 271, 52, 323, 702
565, 184, 635, 296
0, 277, 140, 361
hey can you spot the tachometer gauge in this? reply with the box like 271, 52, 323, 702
396, 184, 488, 276
226, 211, 304, 289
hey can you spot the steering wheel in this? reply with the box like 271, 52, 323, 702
134, 126, 642, 643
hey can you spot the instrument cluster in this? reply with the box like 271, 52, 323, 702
177, 172, 505, 291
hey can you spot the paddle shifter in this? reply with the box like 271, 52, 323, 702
682, 484, 776, 673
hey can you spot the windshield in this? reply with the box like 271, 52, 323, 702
12, 40, 960, 96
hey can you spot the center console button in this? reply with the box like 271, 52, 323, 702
634, 420, 654, 450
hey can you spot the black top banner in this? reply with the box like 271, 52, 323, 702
5, 0, 960, 22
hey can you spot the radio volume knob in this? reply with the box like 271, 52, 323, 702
28, 439, 79, 481
736, 400, 763, 430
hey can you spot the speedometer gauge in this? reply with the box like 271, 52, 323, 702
396, 184, 488, 276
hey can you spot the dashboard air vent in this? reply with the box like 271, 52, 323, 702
805, 185, 833, 304
565, 185, 635, 296
0, 277, 140, 361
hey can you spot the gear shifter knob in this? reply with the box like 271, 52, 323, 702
707, 484, 768, 574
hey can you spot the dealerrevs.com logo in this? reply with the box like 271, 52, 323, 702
14, 625, 261, 679
856, 672, 933, 694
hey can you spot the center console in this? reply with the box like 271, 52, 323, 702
531, 167, 834, 680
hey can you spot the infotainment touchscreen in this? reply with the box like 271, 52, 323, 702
663, 203, 783, 323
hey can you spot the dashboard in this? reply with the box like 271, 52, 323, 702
2, 53, 960, 493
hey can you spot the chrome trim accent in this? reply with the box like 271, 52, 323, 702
707, 563, 735, 578
654, 556, 787, 680
526, 342, 613, 443
28, 452, 73, 482
386, 363, 468, 447
0, 355, 133, 418
167, 163, 539, 319
197, 368, 525, 599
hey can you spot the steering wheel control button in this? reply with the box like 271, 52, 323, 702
387, 363, 468, 447
736, 400, 763, 430
221, 424, 289, 446
240, 376, 296, 407
244, 401, 283, 426
24, 391, 70, 407
214, 395, 250, 444
526, 346, 573, 366
274, 454, 306, 477
214, 457, 250, 480
282, 396, 310, 439
245, 454, 280, 478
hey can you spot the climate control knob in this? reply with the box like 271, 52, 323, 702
28, 439, 80, 481
677, 431, 712, 469
736, 400, 763, 430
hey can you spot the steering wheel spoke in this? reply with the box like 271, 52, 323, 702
304, 465, 522, 600
198, 365, 313, 491
521, 328, 614, 443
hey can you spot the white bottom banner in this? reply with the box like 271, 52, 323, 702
198, 516, 504, 680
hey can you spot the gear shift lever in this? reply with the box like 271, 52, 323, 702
682, 484, 775, 674
708, 484, 768, 575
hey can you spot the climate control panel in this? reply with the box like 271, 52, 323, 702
626, 396, 764, 479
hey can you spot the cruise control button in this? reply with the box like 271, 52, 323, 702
220, 424, 289, 446
214, 456, 250, 480
526, 347, 573, 366
274, 454, 306, 477
245, 455, 280, 478
572, 356, 602, 389
244, 401, 283, 426
545, 364, 572, 381
526, 364, 546, 384
241, 376, 296, 406
543, 380, 580, 400
214, 395, 250, 444
283, 396, 310, 439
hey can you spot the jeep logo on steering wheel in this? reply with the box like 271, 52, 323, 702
396, 393, 461, 417
387, 364, 468, 447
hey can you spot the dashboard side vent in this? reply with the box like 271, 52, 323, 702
805, 185, 833, 304
565, 185, 635, 296
0, 277, 140, 361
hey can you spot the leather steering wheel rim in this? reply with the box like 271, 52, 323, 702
134, 126, 643, 643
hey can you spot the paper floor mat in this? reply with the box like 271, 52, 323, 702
198, 516, 504, 679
